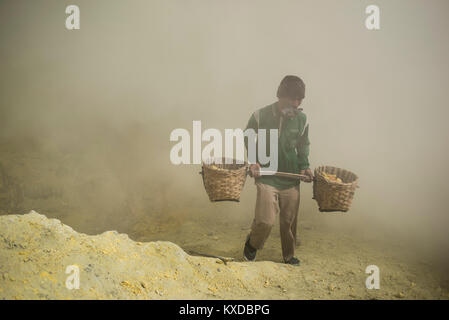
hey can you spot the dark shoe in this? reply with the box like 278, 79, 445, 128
243, 236, 257, 261
284, 257, 300, 266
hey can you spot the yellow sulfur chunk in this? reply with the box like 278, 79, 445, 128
322, 172, 342, 183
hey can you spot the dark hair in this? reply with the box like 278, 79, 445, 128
277, 75, 305, 100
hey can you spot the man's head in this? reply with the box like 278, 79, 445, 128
277, 75, 305, 108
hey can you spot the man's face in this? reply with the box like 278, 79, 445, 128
279, 97, 303, 109
278, 97, 303, 118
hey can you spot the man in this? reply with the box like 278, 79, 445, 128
243, 75, 314, 266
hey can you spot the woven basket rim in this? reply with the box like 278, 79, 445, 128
315, 165, 358, 185
202, 158, 248, 172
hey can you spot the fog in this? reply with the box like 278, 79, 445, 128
1, 0, 448, 272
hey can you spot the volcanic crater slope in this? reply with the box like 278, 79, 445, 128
0, 211, 300, 299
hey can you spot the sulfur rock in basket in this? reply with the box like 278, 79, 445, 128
312, 165, 359, 212
200, 158, 248, 202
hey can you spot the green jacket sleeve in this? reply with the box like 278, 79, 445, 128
297, 122, 310, 170
244, 113, 258, 163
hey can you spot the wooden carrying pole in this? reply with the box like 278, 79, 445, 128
256, 170, 309, 180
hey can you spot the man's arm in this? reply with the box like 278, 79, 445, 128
297, 122, 310, 170
297, 120, 314, 182
244, 112, 258, 152
244, 112, 261, 177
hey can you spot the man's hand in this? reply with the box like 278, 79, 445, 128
299, 168, 314, 183
249, 163, 261, 178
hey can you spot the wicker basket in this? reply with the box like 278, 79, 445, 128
200, 158, 248, 202
312, 166, 359, 212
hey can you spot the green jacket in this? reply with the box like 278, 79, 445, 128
244, 101, 310, 190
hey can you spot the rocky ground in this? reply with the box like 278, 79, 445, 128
1, 211, 448, 300
0, 137, 448, 300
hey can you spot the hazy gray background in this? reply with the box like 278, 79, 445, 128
1, 0, 448, 269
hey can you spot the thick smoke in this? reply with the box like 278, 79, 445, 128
1, 0, 448, 275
